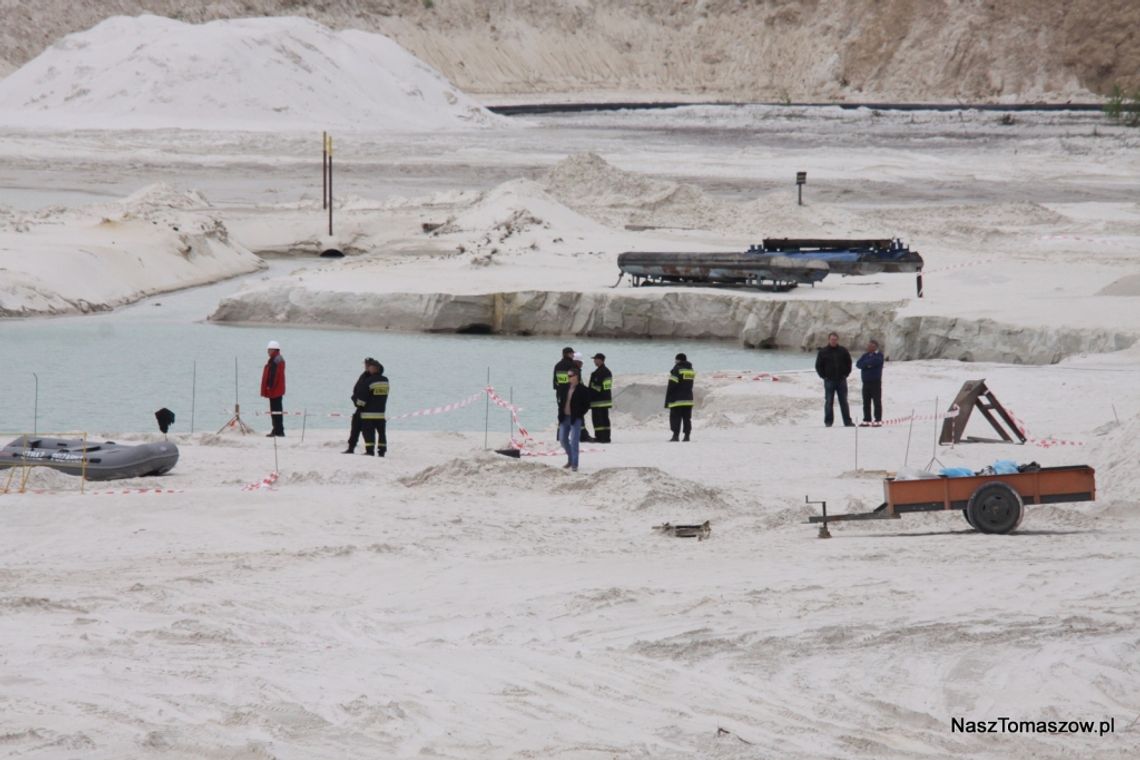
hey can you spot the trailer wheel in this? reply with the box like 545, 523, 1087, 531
962, 509, 976, 529
966, 482, 1024, 534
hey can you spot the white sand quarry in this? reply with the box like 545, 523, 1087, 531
0, 14, 1138, 760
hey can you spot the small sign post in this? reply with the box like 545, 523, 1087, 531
326, 134, 334, 236
796, 171, 807, 206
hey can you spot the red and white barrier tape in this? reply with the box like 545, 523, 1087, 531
3, 487, 185, 496
390, 391, 485, 420
250, 391, 486, 421
1009, 410, 1085, 449
242, 471, 279, 491
485, 385, 607, 458
710, 371, 783, 382
876, 405, 960, 428
88, 488, 185, 495
485, 385, 530, 437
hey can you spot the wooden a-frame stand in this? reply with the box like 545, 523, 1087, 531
939, 379, 1027, 445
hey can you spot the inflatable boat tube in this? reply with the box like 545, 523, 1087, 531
0, 436, 179, 481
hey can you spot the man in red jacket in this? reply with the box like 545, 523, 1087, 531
261, 340, 286, 437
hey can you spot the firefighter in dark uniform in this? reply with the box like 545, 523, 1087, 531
343, 358, 373, 454
588, 352, 613, 443
552, 346, 576, 416
665, 352, 695, 442
358, 359, 389, 457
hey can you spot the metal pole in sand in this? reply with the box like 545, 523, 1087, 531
926, 397, 946, 471
273, 433, 279, 475
322, 131, 327, 211
32, 372, 38, 437
190, 360, 197, 434
904, 409, 916, 467
509, 387, 514, 439
327, 135, 334, 237
931, 396, 939, 461
854, 421, 859, 473
483, 367, 491, 450
301, 409, 307, 443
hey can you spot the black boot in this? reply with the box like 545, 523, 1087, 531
669, 434, 679, 442
342, 447, 355, 454
682, 434, 690, 442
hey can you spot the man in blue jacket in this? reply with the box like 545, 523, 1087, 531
856, 339, 884, 427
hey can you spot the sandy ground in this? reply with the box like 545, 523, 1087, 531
2, 355, 1138, 758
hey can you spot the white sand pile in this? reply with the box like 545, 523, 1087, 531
399, 454, 565, 493
429, 179, 622, 265
861, 201, 1070, 242
1090, 410, 1140, 503
1097, 273, 1140, 296
552, 466, 737, 514
543, 152, 877, 236
0, 183, 262, 316
0, 15, 501, 131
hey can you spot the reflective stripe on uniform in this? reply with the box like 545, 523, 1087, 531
361, 413, 386, 420
590, 401, 613, 408
666, 401, 694, 408
679, 370, 696, 380
555, 372, 569, 385
370, 382, 389, 395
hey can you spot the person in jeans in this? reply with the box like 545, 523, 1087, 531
557, 368, 590, 471
856, 339, 885, 426
815, 332, 854, 427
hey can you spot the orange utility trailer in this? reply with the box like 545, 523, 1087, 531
808, 465, 1096, 534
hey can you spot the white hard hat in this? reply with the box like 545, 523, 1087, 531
572, 351, 583, 361
267, 340, 280, 350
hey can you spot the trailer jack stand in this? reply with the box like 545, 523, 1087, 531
806, 496, 831, 538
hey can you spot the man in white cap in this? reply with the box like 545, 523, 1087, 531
260, 340, 286, 437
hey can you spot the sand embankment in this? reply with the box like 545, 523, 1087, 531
209, 153, 1140, 365
0, 185, 263, 317
209, 287, 1135, 365
2, 1, 1138, 102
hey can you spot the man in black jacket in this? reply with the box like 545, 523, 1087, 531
343, 358, 373, 453
815, 332, 855, 427
557, 368, 590, 471
665, 353, 695, 442
588, 353, 613, 443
